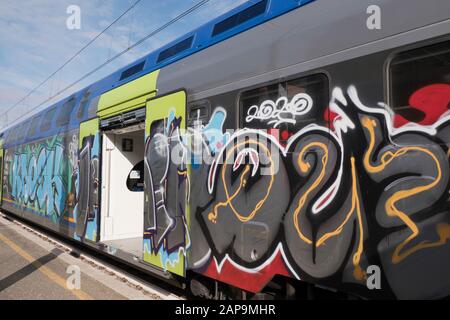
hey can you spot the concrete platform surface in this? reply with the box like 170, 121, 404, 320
0, 214, 177, 300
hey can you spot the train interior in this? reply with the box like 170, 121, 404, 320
99, 123, 145, 258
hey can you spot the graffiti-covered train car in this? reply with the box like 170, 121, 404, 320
1, 0, 449, 299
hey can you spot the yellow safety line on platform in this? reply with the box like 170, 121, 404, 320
0, 232, 93, 300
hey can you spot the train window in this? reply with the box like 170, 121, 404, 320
212, 0, 268, 37
389, 39, 450, 125
240, 73, 329, 143
17, 120, 31, 141
27, 114, 43, 137
87, 96, 100, 119
119, 61, 145, 81
6, 127, 19, 144
4, 130, 11, 145
56, 96, 77, 126
40, 107, 57, 132
157, 36, 194, 63
11, 126, 20, 142
77, 90, 91, 120
188, 100, 210, 126
10, 125, 21, 143
126, 160, 144, 192
2, 131, 9, 144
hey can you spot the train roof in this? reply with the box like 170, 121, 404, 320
0, 0, 315, 148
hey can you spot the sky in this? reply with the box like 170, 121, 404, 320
0, 0, 248, 130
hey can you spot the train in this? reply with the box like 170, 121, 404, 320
0, 0, 449, 300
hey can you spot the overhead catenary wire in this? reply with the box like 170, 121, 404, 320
6, 0, 143, 114
4, 0, 211, 130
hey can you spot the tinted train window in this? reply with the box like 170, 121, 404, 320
157, 36, 194, 63
40, 107, 57, 132
17, 120, 31, 141
188, 100, 210, 126
6, 127, 19, 144
212, 0, 268, 37
390, 40, 450, 125
8, 125, 20, 143
240, 73, 329, 143
87, 96, 100, 119
77, 91, 91, 120
28, 114, 43, 137
56, 96, 77, 126
10, 127, 20, 144
127, 160, 144, 192
3, 131, 10, 144
4, 130, 13, 144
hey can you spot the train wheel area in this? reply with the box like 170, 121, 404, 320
0, 212, 181, 300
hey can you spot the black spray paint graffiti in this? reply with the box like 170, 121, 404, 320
144, 114, 189, 255
139, 84, 449, 297
186, 85, 450, 298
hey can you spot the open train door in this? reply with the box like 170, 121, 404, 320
76, 118, 100, 242
143, 90, 188, 277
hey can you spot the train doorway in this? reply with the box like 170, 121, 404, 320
100, 122, 145, 257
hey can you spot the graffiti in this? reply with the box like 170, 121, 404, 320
3, 79, 448, 298
7, 136, 70, 219
362, 116, 443, 263
143, 107, 190, 275
145, 111, 187, 249
68, 133, 79, 170
196, 107, 230, 157
2, 130, 99, 243
182, 84, 450, 297
393, 83, 450, 127
74, 134, 99, 241
206, 137, 276, 225
245, 93, 313, 128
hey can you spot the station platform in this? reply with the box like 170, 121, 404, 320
0, 215, 171, 300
